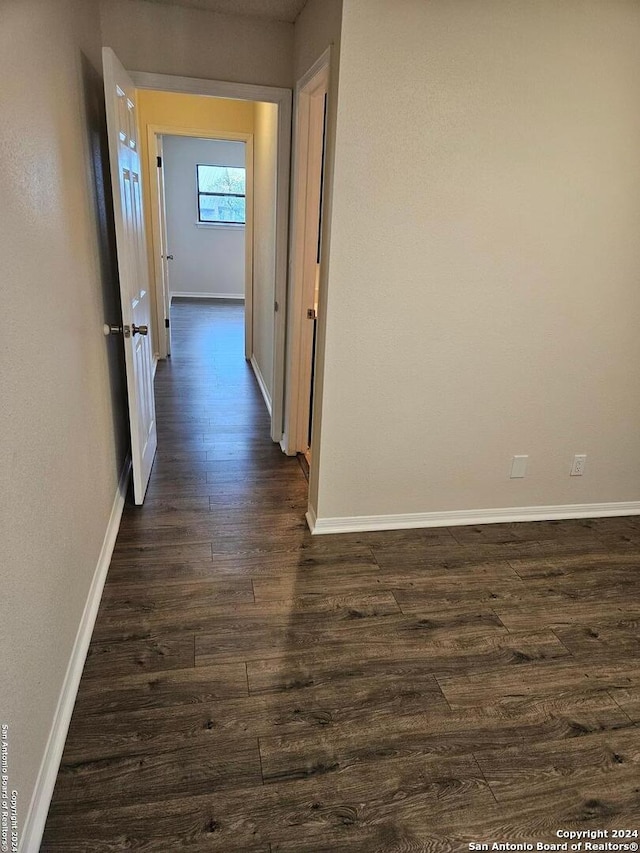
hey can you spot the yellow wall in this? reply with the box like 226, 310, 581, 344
252, 101, 279, 400
136, 90, 255, 349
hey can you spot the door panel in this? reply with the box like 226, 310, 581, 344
103, 47, 157, 504
296, 80, 328, 453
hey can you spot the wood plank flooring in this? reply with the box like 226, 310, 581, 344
42, 300, 640, 852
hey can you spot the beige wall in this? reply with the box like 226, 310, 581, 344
0, 0, 128, 832
313, 0, 640, 521
252, 101, 279, 400
136, 90, 255, 346
99, 0, 294, 88
293, 0, 342, 82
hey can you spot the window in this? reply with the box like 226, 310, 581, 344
196, 164, 246, 224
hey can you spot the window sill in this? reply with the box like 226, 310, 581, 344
195, 222, 246, 230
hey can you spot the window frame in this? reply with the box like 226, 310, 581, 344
196, 163, 247, 226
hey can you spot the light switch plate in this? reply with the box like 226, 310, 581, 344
510, 455, 528, 479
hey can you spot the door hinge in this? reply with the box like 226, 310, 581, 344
157, 155, 162, 168
274, 301, 279, 312
307, 308, 317, 320
165, 318, 170, 328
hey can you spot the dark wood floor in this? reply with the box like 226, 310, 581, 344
43, 300, 640, 851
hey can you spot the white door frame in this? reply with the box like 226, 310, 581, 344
282, 49, 331, 456
152, 134, 171, 358
146, 125, 254, 360
131, 71, 291, 442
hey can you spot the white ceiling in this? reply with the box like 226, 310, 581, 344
135, 0, 309, 23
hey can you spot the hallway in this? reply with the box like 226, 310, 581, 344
42, 301, 640, 851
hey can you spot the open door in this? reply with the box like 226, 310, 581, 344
284, 53, 330, 456
103, 47, 157, 504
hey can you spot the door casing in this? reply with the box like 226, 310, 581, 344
282, 49, 331, 457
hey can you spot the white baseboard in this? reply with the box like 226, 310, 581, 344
250, 355, 272, 416
170, 292, 244, 301
305, 504, 317, 533
19, 456, 131, 853
308, 501, 640, 535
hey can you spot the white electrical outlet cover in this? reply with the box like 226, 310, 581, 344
571, 454, 587, 476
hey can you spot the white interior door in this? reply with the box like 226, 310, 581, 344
103, 47, 157, 504
298, 84, 327, 453
285, 56, 330, 455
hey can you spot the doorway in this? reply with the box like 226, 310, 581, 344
146, 127, 254, 361
131, 72, 292, 446
104, 49, 340, 506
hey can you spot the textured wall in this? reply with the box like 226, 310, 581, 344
100, 0, 294, 88
314, 0, 640, 521
293, 0, 342, 82
0, 0, 128, 832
